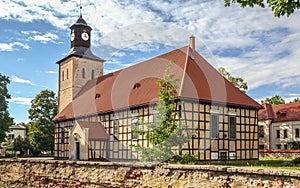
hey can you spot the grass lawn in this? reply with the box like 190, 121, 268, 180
219, 158, 300, 170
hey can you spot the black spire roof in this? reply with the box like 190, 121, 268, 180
72, 15, 88, 26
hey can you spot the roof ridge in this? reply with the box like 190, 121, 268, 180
178, 46, 190, 96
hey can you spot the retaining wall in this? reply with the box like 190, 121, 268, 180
260, 150, 300, 159
0, 159, 299, 187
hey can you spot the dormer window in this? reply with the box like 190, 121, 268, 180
276, 110, 287, 118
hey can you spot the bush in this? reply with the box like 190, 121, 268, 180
169, 153, 197, 164
292, 157, 300, 164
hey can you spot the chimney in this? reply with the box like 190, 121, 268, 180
189, 35, 195, 51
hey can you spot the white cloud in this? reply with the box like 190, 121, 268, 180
8, 97, 33, 105
12, 76, 35, 86
0, 42, 30, 51
46, 71, 57, 74
29, 32, 59, 44
1, 0, 300, 95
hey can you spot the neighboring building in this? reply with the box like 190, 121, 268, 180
0, 124, 27, 156
53, 13, 262, 162
258, 102, 300, 150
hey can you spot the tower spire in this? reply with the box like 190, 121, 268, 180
80, 0, 82, 17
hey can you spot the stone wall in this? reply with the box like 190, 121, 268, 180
0, 159, 299, 188
260, 150, 300, 158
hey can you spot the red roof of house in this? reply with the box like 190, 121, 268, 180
258, 102, 300, 122
77, 121, 109, 140
54, 46, 261, 122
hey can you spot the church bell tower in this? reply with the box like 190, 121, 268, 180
56, 8, 104, 113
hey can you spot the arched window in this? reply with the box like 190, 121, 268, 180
66, 69, 69, 79
62, 71, 64, 81
82, 68, 85, 78
91, 69, 95, 79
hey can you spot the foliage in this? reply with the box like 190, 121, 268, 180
0, 73, 14, 143
292, 97, 300, 103
12, 135, 31, 156
219, 158, 300, 170
27, 90, 57, 155
224, 0, 300, 17
169, 153, 198, 164
261, 95, 285, 105
292, 157, 300, 164
3, 139, 14, 157
131, 61, 192, 162
218, 67, 248, 93
289, 141, 300, 150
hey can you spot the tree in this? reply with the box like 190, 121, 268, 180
292, 97, 300, 103
0, 73, 14, 143
13, 135, 31, 156
27, 90, 57, 155
131, 61, 193, 162
261, 95, 285, 105
218, 67, 248, 93
224, 0, 300, 17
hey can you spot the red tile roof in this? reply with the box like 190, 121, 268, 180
258, 102, 300, 122
77, 121, 109, 140
54, 46, 261, 122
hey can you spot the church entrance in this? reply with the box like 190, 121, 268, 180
75, 141, 80, 160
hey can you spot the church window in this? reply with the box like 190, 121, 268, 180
229, 116, 236, 139
66, 69, 69, 79
82, 68, 85, 78
113, 117, 119, 138
62, 71, 64, 81
61, 126, 65, 144
91, 69, 95, 79
210, 114, 219, 139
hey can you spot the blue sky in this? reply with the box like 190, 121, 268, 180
1, 0, 300, 123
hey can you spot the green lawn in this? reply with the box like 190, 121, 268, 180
218, 158, 300, 170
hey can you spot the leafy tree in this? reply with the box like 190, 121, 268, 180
132, 61, 193, 162
292, 97, 300, 103
261, 95, 285, 105
13, 135, 31, 156
224, 0, 300, 17
0, 73, 14, 143
3, 139, 14, 157
218, 67, 248, 93
28, 90, 57, 155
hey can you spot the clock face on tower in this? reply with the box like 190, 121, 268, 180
81, 32, 89, 41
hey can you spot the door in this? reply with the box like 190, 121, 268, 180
75, 141, 80, 160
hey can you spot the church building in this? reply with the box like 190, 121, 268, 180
53, 13, 262, 162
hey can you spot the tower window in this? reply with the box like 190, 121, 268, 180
82, 68, 85, 78
91, 69, 95, 79
67, 69, 69, 79
62, 71, 64, 81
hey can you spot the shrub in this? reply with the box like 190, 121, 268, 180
292, 157, 300, 164
169, 153, 197, 164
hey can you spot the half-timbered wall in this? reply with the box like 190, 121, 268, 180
54, 100, 258, 161
180, 100, 259, 161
